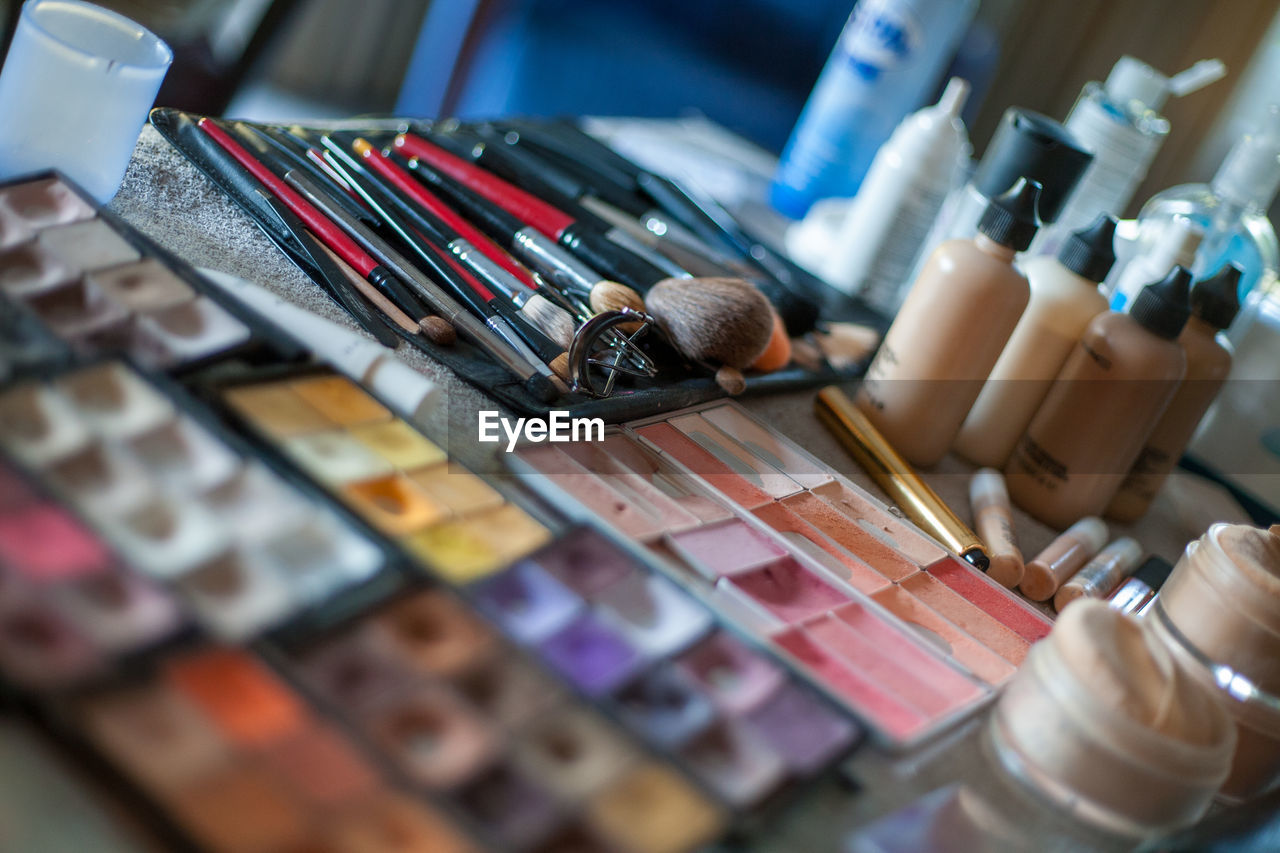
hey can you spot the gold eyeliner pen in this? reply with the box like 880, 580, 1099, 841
815, 386, 991, 572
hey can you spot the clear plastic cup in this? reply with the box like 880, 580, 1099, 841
0, 0, 172, 202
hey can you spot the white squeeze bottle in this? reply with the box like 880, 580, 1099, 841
822, 78, 972, 315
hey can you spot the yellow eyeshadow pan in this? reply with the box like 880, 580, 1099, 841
289, 376, 390, 426
343, 473, 447, 536
224, 384, 332, 438
407, 463, 505, 517
349, 419, 446, 470
402, 504, 550, 584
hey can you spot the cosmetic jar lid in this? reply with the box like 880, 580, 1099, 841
993, 601, 1234, 835
972, 108, 1092, 224
977, 177, 1041, 251
1130, 265, 1192, 339
1188, 523, 1280, 637
1190, 263, 1243, 329
1056, 214, 1117, 283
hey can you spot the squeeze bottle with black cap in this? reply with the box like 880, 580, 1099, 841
855, 178, 1041, 467
1108, 264, 1242, 521
955, 215, 1117, 467
1006, 267, 1191, 528
908, 108, 1092, 282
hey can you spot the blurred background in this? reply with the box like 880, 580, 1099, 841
1, 0, 1278, 219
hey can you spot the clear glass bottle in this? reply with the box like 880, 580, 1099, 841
1119, 104, 1280, 305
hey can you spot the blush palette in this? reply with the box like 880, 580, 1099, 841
513, 401, 1054, 747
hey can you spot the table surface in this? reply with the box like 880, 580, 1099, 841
106, 121, 1264, 850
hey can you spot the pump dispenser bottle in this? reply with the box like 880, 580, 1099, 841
855, 178, 1040, 467
1006, 267, 1191, 528
908, 108, 1090, 281
955, 215, 1117, 468
1107, 264, 1241, 521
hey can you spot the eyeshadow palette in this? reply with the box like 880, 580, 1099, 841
0, 172, 294, 374
218, 368, 554, 584
0, 459, 184, 690
73, 645, 479, 853
512, 401, 1054, 747
0, 362, 388, 642
286, 584, 732, 852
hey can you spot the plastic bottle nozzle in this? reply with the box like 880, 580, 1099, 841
937, 77, 971, 119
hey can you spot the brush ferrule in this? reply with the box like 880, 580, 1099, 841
448, 238, 528, 304
513, 227, 603, 293
486, 315, 554, 379
604, 227, 690, 279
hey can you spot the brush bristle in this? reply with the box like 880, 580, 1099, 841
521, 295, 576, 350
646, 277, 774, 368
419, 315, 457, 346
589, 280, 645, 315
549, 352, 571, 383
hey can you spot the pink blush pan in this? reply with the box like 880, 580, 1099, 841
667, 519, 786, 578
803, 614, 971, 718
635, 423, 772, 509
773, 627, 928, 741
926, 557, 1052, 642
899, 573, 1031, 665
751, 502, 890, 594
726, 557, 848, 624
868, 587, 1018, 685
780, 492, 918, 581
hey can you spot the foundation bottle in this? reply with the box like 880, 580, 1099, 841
855, 178, 1040, 467
1107, 264, 1241, 521
1148, 522, 1280, 801
1005, 266, 1190, 528
954, 215, 1115, 468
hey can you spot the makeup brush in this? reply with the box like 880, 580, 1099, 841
430, 126, 690, 280
195, 118, 554, 400
195, 118, 451, 343
294, 170, 561, 399
309, 146, 570, 392
351, 139, 577, 351
645, 276, 775, 369
253, 189, 406, 347
477, 122, 742, 277
395, 131, 677, 295
508, 120, 826, 334
320, 141, 571, 383
394, 150, 644, 316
